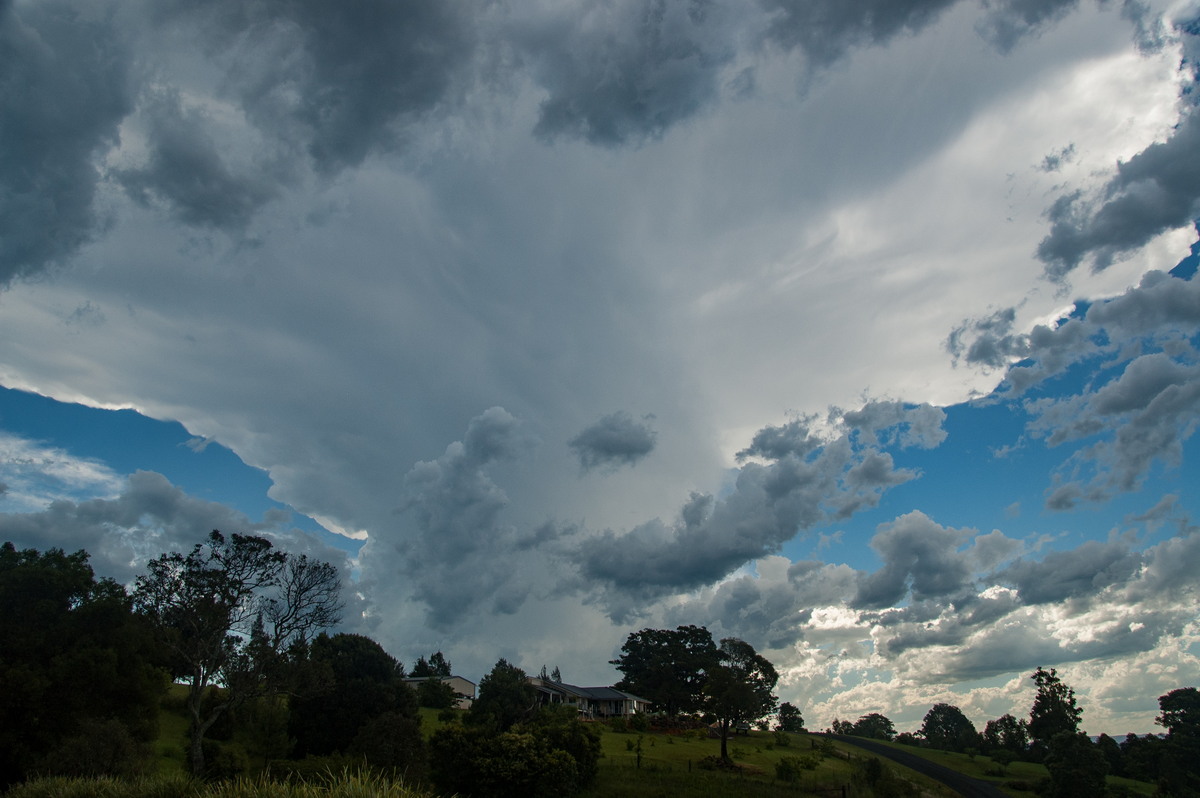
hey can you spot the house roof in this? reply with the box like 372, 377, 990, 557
529, 678, 647, 703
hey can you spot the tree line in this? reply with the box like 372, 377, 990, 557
828, 667, 1200, 796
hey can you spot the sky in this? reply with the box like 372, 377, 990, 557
2, 0, 1200, 737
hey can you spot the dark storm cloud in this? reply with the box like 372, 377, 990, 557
997, 538, 1143, 604
0, 469, 351, 587
390, 407, 545, 627
576, 409, 922, 613
0, 0, 132, 284
761, 0, 960, 67
115, 92, 279, 231
1037, 109, 1200, 279
160, 0, 476, 173
853, 511, 975, 609
524, 0, 741, 146
569, 412, 657, 472
974, 0, 1080, 52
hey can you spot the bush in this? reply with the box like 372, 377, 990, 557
773, 730, 792, 748
36, 719, 151, 779
628, 713, 650, 733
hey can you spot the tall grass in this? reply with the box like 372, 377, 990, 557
4, 773, 432, 798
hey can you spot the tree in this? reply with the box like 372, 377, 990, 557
1028, 667, 1082, 754
1156, 687, 1200, 795
776, 701, 804, 733
288, 633, 418, 761
133, 530, 341, 776
920, 703, 978, 752
983, 713, 1029, 754
469, 658, 538, 731
0, 543, 166, 786
416, 677, 458, 709
704, 637, 778, 761
1044, 732, 1108, 798
610, 625, 719, 716
850, 713, 896, 740
411, 650, 452, 678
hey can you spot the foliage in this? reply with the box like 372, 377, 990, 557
524, 705, 602, 787
774, 753, 820, 782
775, 701, 803, 733
409, 652, 451, 679
983, 712, 1029, 754
0, 542, 166, 786
1157, 687, 1200, 739
1043, 732, 1108, 798
5, 772, 431, 798
1155, 687, 1200, 796
288, 633, 418, 764
704, 637, 778, 761
414, 678, 457, 709
467, 658, 537, 732
429, 724, 579, 798
849, 713, 896, 740
610, 625, 719, 716
134, 531, 342, 777
349, 711, 426, 778
919, 703, 978, 752
1028, 667, 1082, 754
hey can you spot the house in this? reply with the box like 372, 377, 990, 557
527, 677, 650, 718
403, 675, 476, 710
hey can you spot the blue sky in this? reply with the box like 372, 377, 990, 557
2, 0, 1200, 736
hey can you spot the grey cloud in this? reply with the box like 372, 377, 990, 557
115, 92, 279, 231
737, 415, 823, 461
525, 0, 742, 146
578, 423, 917, 611
163, 0, 476, 173
762, 0, 960, 67
975, 0, 1079, 53
0, 469, 351, 588
0, 0, 132, 283
946, 306, 1030, 369
389, 407, 538, 628
569, 411, 657, 472
853, 511, 976, 609
996, 538, 1143, 604
1038, 108, 1200, 279
839, 401, 948, 449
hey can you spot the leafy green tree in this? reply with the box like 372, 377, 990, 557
920, 703, 978, 752
776, 701, 804, 732
430, 724, 579, 798
1028, 667, 1082, 756
1121, 732, 1167, 783
288, 633, 418, 760
469, 658, 538, 731
416, 677, 458, 709
704, 637, 778, 761
850, 713, 896, 740
983, 713, 1028, 754
1095, 733, 1124, 778
527, 705, 602, 787
0, 543, 166, 786
610, 625, 719, 716
1044, 732, 1108, 798
134, 531, 342, 776
1156, 687, 1200, 796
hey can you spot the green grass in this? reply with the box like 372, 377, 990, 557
581, 728, 956, 797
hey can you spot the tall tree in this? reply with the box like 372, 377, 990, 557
411, 650, 452, 678
1156, 687, 1200, 795
610, 625, 719, 716
920, 703, 978, 752
0, 543, 166, 785
1028, 667, 1082, 754
704, 637, 778, 761
469, 658, 538, 731
133, 531, 342, 776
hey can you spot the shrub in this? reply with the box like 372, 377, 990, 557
628, 713, 650, 733
772, 730, 791, 748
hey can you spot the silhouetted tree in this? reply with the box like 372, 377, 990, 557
850, 713, 896, 740
1044, 732, 1107, 798
610, 625, 718, 716
921, 703, 978, 752
469, 658, 537, 731
1028, 667, 1081, 757
1156, 687, 1200, 795
411, 650, 452, 678
983, 713, 1029, 754
704, 637, 778, 761
776, 701, 804, 732
0, 543, 166, 785
134, 531, 341, 776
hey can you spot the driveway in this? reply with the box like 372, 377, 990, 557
830, 735, 1010, 798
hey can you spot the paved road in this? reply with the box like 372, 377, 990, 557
829, 735, 1010, 798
